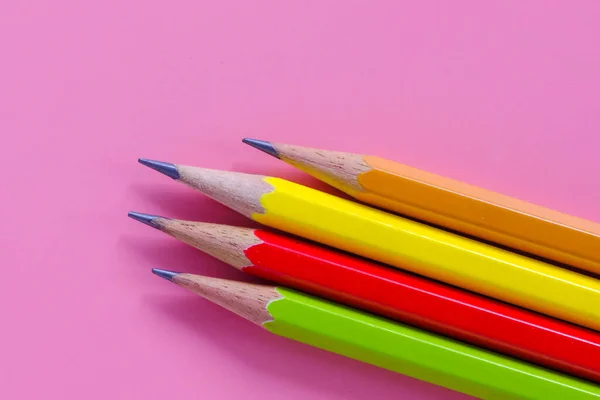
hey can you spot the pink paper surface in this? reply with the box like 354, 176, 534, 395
1, 1, 600, 399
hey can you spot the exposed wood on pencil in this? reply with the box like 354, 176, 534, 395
171, 273, 279, 325
177, 166, 272, 218
273, 143, 369, 192
157, 219, 258, 269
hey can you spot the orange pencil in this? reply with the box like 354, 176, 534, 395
243, 138, 600, 275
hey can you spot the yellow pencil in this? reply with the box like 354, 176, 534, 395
138, 159, 600, 331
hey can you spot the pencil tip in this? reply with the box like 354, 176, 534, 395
138, 158, 180, 179
128, 211, 165, 229
242, 138, 279, 158
152, 268, 179, 281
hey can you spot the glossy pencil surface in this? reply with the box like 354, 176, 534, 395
156, 272, 600, 400
133, 215, 600, 382
243, 139, 600, 275
139, 162, 600, 331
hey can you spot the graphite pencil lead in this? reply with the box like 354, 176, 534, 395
151, 268, 179, 281
128, 211, 166, 229
138, 158, 180, 179
242, 138, 280, 158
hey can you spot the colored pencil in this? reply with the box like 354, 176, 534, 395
138, 159, 600, 331
151, 270, 600, 400
242, 138, 600, 275
130, 212, 600, 382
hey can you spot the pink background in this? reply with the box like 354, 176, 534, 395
1, 1, 600, 399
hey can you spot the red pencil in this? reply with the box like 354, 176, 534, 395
130, 211, 600, 383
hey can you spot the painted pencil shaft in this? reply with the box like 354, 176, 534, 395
157, 272, 600, 400
131, 214, 600, 382
243, 139, 600, 275
138, 162, 600, 331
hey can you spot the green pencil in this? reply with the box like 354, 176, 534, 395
151, 269, 600, 400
